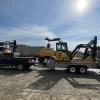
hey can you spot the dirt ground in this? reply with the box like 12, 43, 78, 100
0, 66, 100, 100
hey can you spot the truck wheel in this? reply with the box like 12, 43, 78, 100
79, 66, 87, 74
69, 66, 77, 74
17, 63, 24, 71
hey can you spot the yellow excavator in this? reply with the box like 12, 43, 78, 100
0, 40, 17, 54
39, 36, 97, 63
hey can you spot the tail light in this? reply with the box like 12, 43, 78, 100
28, 59, 32, 63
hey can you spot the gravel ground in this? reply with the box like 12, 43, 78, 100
0, 66, 100, 100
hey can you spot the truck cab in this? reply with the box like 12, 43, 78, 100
0, 52, 35, 70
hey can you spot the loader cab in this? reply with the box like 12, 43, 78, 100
56, 42, 69, 60
56, 42, 68, 51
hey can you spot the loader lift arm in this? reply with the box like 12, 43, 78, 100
45, 37, 63, 43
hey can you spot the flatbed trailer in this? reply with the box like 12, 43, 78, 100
44, 60, 98, 74
37, 47, 100, 74
34, 60, 100, 74
46, 60, 98, 69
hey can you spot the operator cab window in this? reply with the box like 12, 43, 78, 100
56, 43, 68, 51
62, 44, 67, 51
56, 44, 62, 50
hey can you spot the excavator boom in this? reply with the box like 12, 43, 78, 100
71, 36, 97, 60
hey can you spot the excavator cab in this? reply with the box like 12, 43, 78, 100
56, 42, 69, 61
45, 37, 70, 61
56, 42, 68, 51
45, 37, 68, 51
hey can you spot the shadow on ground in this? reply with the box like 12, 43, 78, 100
0, 67, 33, 75
28, 70, 100, 90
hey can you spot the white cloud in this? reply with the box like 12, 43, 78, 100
57, 19, 100, 42
1, 25, 56, 38
0, 0, 100, 53
0, 25, 56, 46
0, 24, 100, 52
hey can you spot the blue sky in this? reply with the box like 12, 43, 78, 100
0, 0, 100, 50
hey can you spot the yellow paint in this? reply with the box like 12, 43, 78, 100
85, 56, 97, 63
40, 48, 54, 57
56, 51, 69, 61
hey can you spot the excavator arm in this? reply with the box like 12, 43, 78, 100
70, 44, 87, 59
71, 36, 97, 60
84, 36, 97, 59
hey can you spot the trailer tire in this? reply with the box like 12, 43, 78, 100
17, 63, 25, 71
79, 66, 87, 74
69, 66, 77, 74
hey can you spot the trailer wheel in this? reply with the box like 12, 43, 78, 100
69, 66, 77, 74
17, 63, 24, 71
79, 66, 87, 74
